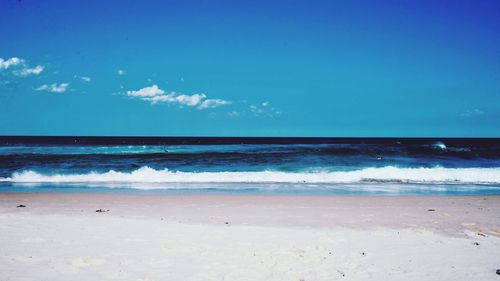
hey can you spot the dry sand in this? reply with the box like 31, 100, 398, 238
1, 193, 500, 280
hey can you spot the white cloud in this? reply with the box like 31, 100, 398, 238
176, 93, 206, 106
0, 57, 24, 69
198, 99, 231, 109
1, 57, 47, 79
127, 84, 165, 98
35, 83, 69, 93
126, 85, 230, 109
145, 93, 207, 106
146, 94, 175, 104
117, 69, 126, 75
13, 65, 44, 76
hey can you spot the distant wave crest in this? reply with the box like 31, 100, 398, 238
1, 166, 500, 185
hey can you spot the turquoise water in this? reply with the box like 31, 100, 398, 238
1, 137, 499, 195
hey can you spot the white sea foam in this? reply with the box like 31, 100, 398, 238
1, 166, 500, 185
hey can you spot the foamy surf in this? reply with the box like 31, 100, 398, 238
1, 166, 500, 185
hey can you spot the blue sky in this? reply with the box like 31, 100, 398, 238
0, 0, 499, 137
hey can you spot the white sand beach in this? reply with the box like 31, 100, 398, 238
1, 193, 500, 281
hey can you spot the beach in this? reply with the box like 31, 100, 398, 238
3, 0, 500, 278
1, 193, 499, 281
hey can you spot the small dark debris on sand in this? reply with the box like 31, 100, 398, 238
427, 209, 435, 212
337, 270, 345, 277
477, 232, 487, 237
473, 242, 480, 246
95, 209, 109, 213
225, 222, 229, 225
496, 269, 500, 275
16, 204, 26, 208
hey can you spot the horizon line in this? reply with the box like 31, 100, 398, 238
0, 135, 499, 139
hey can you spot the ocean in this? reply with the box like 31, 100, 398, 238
0, 136, 499, 195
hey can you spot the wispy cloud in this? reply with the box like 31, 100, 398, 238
0, 57, 24, 70
249, 101, 281, 117
13, 65, 44, 77
117, 69, 126, 75
198, 99, 231, 109
461, 109, 485, 117
35, 83, 69, 93
126, 85, 230, 109
227, 110, 241, 117
74, 75, 91, 82
227, 101, 282, 118
1, 57, 46, 79
249, 105, 262, 114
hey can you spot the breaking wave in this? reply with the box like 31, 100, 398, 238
1, 166, 500, 185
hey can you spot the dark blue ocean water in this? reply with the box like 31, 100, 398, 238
0, 137, 499, 195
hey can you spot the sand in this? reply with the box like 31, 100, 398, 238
1, 193, 500, 281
